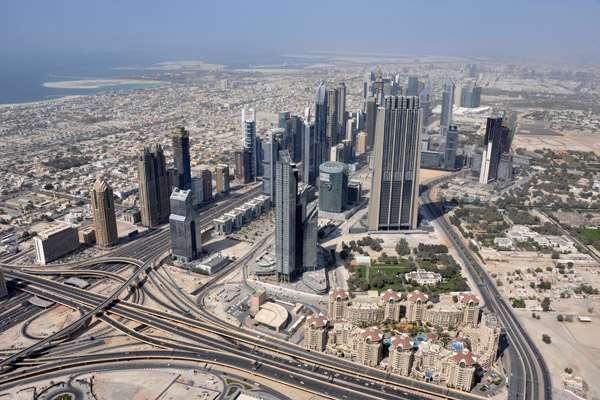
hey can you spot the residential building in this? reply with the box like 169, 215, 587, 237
262, 128, 283, 201
388, 335, 415, 376
302, 108, 318, 186
444, 126, 459, 170
346, 303, 384, 325
356, 131, 367, 154
357, 328, 384, 367
91, 179, 118, 247
380, 289, 402, 321
368, 96, 422, 231
275, 151, 299, 282
365, 97, 377, 149
304, 315, 329, 351
328, 289, 349, 320
407, 76, 419, 96
234, 148, 251, 184
315, 81, 328, 166
406, 291, 428, 322
405, 269, 442, 285
200, 170, 213, 202
440, 76, 454, 136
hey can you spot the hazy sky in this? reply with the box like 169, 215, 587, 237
1, 0, 599, 63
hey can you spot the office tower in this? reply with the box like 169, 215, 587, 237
315, 81, 328, 165
169, 188, 201, 263
302, 108, 318, 186
362, 70, 375, 112
191, 177, 204, 206
255, 137, 263, 177
302, 207, 318, 271
216, 164, 230, 193
138, 144, 170, 227
497, 154, 514, 182
262, 128, 284, 201
479, 117, 505, 184
326, 87, 339, 152
439, 76, 454, 136
276, 151, 299, 282
444, 126, 459, 170
234, 148, 251, 184
242, 107, 257, 181
33, 223, 79, 264
365, 97, 377, 149
418, 85, 431, 134
91, 179, 118, 247
357, 131, 367, 154
499, 123, 513, 154
337, 82, 347, 146
374, 71, 384, 105
368, 96, 422, 231
279, 112, 303, 162
171, 126, 192, 190
318, 162, 349, 213
407, 76, 419, 96
200, 170, 213, 202
346, 117, 355, 143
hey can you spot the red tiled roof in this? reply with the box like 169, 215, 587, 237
452, 349, 477, 366
390, 335, 415, 350
306, 315, 329, 328
329, 288, 349, 300
361, 327, 384, 342
381, 289, 401, 301
460, 293, 480, 304
408, 291, 428, 302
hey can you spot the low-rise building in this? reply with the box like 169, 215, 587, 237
405, 269, 442, 286
33, 222, 79, 264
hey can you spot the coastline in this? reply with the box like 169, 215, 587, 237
0, 95, 85, 109
42, 78, 164, 89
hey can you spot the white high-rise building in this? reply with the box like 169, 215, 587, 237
242, 107, 257, 181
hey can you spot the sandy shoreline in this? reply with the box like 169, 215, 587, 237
43, 78, 164, 89
0, 95, 85, 109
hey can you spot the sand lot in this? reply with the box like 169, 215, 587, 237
512, 130, 600, 155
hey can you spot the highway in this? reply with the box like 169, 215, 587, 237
419, 178, 551, 400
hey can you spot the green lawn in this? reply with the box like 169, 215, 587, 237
578, 228, 600, 240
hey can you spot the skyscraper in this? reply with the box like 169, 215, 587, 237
138, 144, 170, 227
480, 117, 512, 183
91, 179, 118, 247
318, 161, 349, 213
362, 70, 375, 112
336, 82, 347, 147
216, 164, 230, 193
276, 151, 298, 282
315, 81, 328, 166
171, 126, 192, 190
326, 86, 339, 153
242, 107, 257, 181
440, 76, 455, 136
279, 111, 303, 162
365, 97, 377, 149
368, 96, 422, 231
262, 128, 283, 201
407, 76, 419, 96
169, 188, 201, 263
234, 148, 251, 184
444, 126, 459, 170
374, 71, 384, 105
419, 85, 431, 134
200, 170, 213, 202
302, 108, 318, 187
357, 131, 367, 155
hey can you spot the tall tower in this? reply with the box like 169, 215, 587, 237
302, 107, 318, 186
169, 188, 201, 263
440, 76, 455, 136
91, 179, 118, 247
242, 107, 257, 181
368, 96, 422, 231
444, 126, 459, 170
200, 170, 213, 202
374, 70, 384, 105
326, 87, 339, 154
171, 126, 191, 190
138, 144, 170, 227
418, 85, 431, 134
407, 76, 419, 96
234, 149, 251, 184
365, 97, 377, 149
336, 82, 347, 148
276, 151, 299, 282
262, 128, 284, 201
480, 117, 509, 184
315, 81, 328, 166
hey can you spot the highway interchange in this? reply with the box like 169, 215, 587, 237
0, 179, 550, 400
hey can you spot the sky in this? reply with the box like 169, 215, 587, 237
1, 0, 599, 64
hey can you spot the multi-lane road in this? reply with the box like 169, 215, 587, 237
419, 178, 551, 400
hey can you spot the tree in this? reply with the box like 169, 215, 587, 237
43, 183, 54, 190
542, 334, 552, 344
551, 252, 559, 260
395, 239, 410, 256
557, 315, 564, 322
541, 297, 551, 311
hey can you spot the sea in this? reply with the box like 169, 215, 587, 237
0, 50, 298, 105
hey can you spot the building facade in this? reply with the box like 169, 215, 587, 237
328, 289, 349, 320
318, 162, 349, 213
171, 126, 192, 190
304, 315, 329, 351
138, 144, 170, 227
368, 96, 422, 231
91, 179, 118, 247
216, 164, 230, 193
169, 188, 201, 263
33, 223, 79, 264
234, 148, 251, 184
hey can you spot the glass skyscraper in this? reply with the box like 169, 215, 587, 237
171, 126, 191, 190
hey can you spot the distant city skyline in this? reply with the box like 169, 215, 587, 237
1, 1, 599, 63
